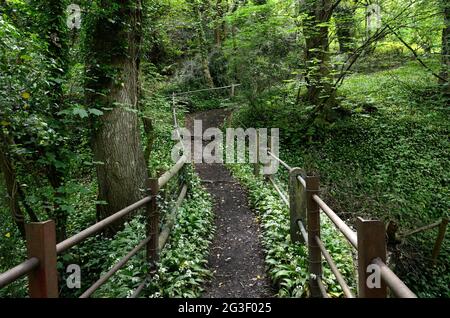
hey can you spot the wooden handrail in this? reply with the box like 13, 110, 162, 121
268, 176, 289, 207
158, 155, 187, 189
315, 236, 354, 298
313, 194, 358, 248
297, 220, 308, 244
172, 84, 241, 96
158, 184, 188, 251
0, 257, 39, 289
130, 276, 150, 298
56, 196, 152, 254
372, 258, 417, 298
268, 150, 293, 172
80, 236, 152, 298
268, 150, 418, 298
317, 278, 329, 298
401, 219, 446, 237
1, 103, 191, 297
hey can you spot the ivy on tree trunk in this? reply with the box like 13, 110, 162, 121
84, 0, 149, 233
301, 0, 337, 121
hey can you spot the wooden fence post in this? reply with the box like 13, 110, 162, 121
289, 168, 306, 244
306, 175, 321, 297
432, 218, 449, 265
253, 131, 260, 178
147, 178, 160, 267
356, 218, 387, 298
25, 221, 58, 298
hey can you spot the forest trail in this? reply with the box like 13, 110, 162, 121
186, 109, 274, 298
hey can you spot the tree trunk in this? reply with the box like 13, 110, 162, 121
85, 0, 148, 231
302, 0, 336, 119
35, 0, 69, 242
196, 5, 215, 88
215, 0, 224, 46
0, 131, 26, 237
440, 1, 450, 95
334, 4, 355, 54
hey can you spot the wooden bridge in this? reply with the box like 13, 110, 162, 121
0, 101, 424, 298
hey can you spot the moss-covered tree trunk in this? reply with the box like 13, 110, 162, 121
334, 3, 355, 54
0, 131, 25, 238
302, 0, 336, 119
440, 1, 450, 95
34, 0, 70, 242
196, 3, 215, 88
85, 0, 148, 230
214, 0, 225, 46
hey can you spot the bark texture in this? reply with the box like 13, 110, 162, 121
85, 1, 148, 229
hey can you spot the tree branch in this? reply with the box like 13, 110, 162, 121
387, 24, 448, 83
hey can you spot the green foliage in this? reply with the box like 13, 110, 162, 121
232, 61, 449, 297
67, 167, 214, 298
140, 169, 214, 298
0, 202, 27, 297
223, 0, 300, 104
228, 164, 356, 298
1, 0, 449, 299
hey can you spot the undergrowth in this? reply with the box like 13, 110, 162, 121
228, 163, 356, 298
231, 60, 449, 297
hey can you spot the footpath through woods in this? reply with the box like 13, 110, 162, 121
186, 109, 274, 298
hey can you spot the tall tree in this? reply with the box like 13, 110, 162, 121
214, 0, 226, 46
301, 0, 337, 120
189, 0, 215, 88
0, 131, 26, 237
34, 0, 70, 241
440, 0, 450, 94
84, 0, 149, 228
334, 0, 356, 54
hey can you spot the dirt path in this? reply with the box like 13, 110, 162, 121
186, 109, 274, 298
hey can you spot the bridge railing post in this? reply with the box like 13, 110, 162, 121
289, 168, 306, 244
432, 218, 449, 265
25, 220, 58, 298
356, 218, 387, 298
306, 175, 321, 297
147, 178, 160, 268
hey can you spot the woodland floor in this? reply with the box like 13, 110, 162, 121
186, 109, 274, 298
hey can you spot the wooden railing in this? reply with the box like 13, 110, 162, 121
0, 84, 241, 299
0, 113, 189, 298
259, 146, 418, 298
0, 95, 430, 299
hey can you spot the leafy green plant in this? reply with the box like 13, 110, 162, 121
230, 60, 449, 297
228, 163, 356, 298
